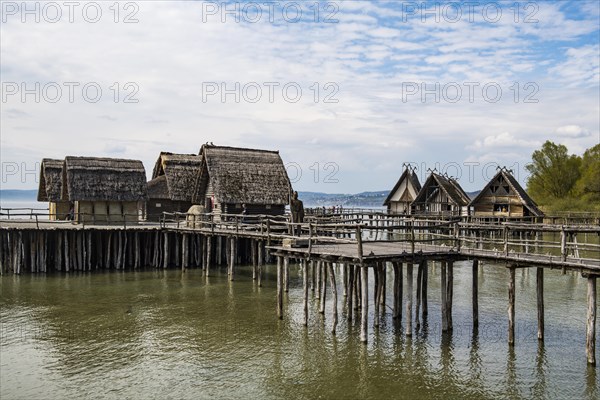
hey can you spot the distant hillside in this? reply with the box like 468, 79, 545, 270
0, 190, 37, 200
298, 189, 480, 207
298, 191, 388, 207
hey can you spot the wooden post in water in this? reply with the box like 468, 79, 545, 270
182, 234, 188, 271
416, 262, 423, 329
303, 259, 309, 326
277, 256, 283, 319
316, 261, 322, 299
422, 259, 428, 318
360, 264, 368, 343
587, 276, 597, 365
406, 263, 413, 336
229, 237, 236, 281
284, 256, 289, 292
380, 263, 386, 310
310, 260, 315, 292
447, 260, 454, 331
374, 263, 380, 327
508, 266, 516, 346
393, 262, 400, 319
328, 262, 338, 334
320, 261, 327, 314
537, 267, 544, 341
206, 236, 212, 276
473, 259, 479, 330
441, 261, 448, 332
252, 239, 257, 280
163, 232, 169, 269
347, 264, 354, 321
257, 240, 263, 287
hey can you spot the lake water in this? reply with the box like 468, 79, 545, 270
1, 262, 598, 399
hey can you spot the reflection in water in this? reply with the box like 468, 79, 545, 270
532, 342, 547, 400
1, 263, 598, 400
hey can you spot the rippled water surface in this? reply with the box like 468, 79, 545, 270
1, 263, 598, 399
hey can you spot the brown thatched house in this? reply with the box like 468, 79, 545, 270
62, 156, 147, 224
193, 145, 291, 220
469, 168, 543, 219
411, 172, 470, 216
383, 166, 421, 214
146, 152, 202, 221
37, 158, 70, 220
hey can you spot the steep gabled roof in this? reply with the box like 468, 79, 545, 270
62, 156, 147, 202
413, 172, 470, 207
193, 145, 291, 205
470, 169, 544, 216
150, 152, 202, 202
383, 168, 422, 206
37, 158, 64, 202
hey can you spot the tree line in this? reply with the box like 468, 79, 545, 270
526, 141, 600, 212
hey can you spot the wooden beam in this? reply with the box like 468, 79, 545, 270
360, 264, 368, 343
406, 263, 413, 336
473, 259, 479, 329
587, 276, 596, 365
537, 267, 544, 341
508, 266, 516, 346
277, 256, 283, 319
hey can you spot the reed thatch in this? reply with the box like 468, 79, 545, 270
147, 175, 169, 200
194, 145, 291, 205
383, 167, 422, 206
470, 169, 544, 216
62, 156, 147, 202
149, 152, 202, 202
37, 158, 64, 202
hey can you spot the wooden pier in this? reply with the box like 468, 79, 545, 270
1, 211, 599, 364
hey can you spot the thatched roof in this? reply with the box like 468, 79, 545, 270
413, 172, 470, 207
147, 175, 169, 200
470, 169, 544, 216
62, 156, 147, 202
194, 145, 291, 205
150, 152, 202, 202
383, 167, 422, 206
37, 158, 64, 202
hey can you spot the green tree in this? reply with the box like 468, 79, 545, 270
576, 143, 600, 199
526, 141, 582, 202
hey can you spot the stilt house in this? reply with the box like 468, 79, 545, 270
193, 145, 291, 220
37, 158, 70, 220
146, 152, 202, 221
469, 168, 544, 219
62, 156, 148, 224
383, 165, 421, 214
411, 172, 471, 216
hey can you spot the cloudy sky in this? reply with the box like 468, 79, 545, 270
1, 0, 599, 193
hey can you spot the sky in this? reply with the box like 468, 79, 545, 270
1, 0, 599, 194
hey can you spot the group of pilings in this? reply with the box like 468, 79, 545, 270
274, 256, 457, 338
0, 228, 268, 280
274, 255, 597, 365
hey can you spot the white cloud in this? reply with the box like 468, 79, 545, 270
556, 125, 591, 138
469, 132, 540, 150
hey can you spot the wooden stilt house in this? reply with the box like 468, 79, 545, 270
37, 158, 70, 220
193, 145, 291, 221
383, 165, 421, 214
146, 152, 202, 221
469, 167, 544, 220
62, 156, 148, 224
411, 172, 471, 216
